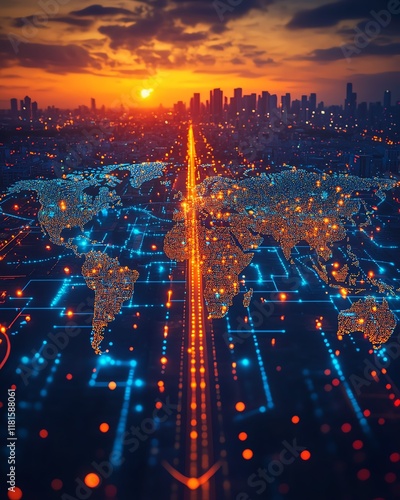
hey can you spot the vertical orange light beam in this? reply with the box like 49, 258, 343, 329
186, 124, 211, 495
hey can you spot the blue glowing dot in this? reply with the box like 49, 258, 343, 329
135, 379, 144, 388
135, 404, 144, 412
21, 356, 29, 364
241, 359, 250, 367
259, 406, 266, 413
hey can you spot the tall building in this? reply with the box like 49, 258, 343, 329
22, 96, 31, 121
301, 95, 308, 122
190, 93, 201, 120
210, 88, 223, 123
385, 148, 400, 174
91, 98, 96, 113
258, 91, 270, 115
32, 101, 38, 120
233, 88, 243, 115
10, 98, 18, 120
309, 93, 317, 112
354, 155, 372, 178
269, 94, 278, 111
384, 90, 391, 110
345, 83, 357, 118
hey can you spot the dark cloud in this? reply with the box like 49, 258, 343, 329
169, 0, 274, 26
70, 5, 136, 17
12, 15, 48, 29
287, 0, 382, 30
12, 15, 93, 29
209, 43, 226, 51
0, 37, 105, 73
301, 41, 400, 62
338, 15, 400, 39
231, 57, 244, 65
157, 25, 208, 44
253, 57, 275, 66
51, 17, 94, 27
98, 13, 163, 50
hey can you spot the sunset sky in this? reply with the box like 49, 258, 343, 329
0, 0, 399, 109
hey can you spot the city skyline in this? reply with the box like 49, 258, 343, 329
0, 0, 400, 108
3, 82, 399, 114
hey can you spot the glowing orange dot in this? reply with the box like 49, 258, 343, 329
66, 311, 73, 317
235, 402, 246, 412
39, 429, 48, 438
66, 373, 73, 380
25, 315, 31, 322
242, 449, 253, 460
84, 473, 100, 488
155, 401, 163, 410
190, 431, 198, 439
187, 478, 200, 490
291, 415, 300, 424
7, 487, 22, 499
63, 267, 70, 274
160, 357, 167, 365
108, 381, 117, 390
16, 290, 22, 297
300, 450, 311, 461
238, 432, 248, 441
51, 479, 63, 491
280, 293, 287, 301
99, 423, 109, 433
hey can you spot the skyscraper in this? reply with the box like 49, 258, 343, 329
22, 96, 31, 121
345, 83, 357, 118
10, 98, 18, 120
91, 98, 96, 113
210, 88, 223, 123
309, 93, 317, 112
384, 90, 391, 110
301, 95, 308, 122
32, 101, 38, 120
233, 88, 243, 115
190, 93, 201, 120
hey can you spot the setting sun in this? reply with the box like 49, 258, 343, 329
140, 89, 154, 99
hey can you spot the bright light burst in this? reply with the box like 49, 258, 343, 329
140, 88, 154, 99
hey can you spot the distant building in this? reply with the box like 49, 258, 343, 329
354, 154, 372, 178
210, 88, 223, 123
190, 93, 201, 120
385, 148, 400, 174
383, 90, 391, 110
10, 98, 18, 120
345, 83, 357, 118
